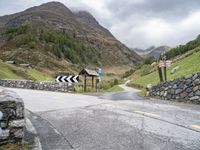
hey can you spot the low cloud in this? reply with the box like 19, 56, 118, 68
1, 0, 200, 49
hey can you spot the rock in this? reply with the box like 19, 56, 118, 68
193, 86, 199, 92
190, 96, 199, 101
188, 92, 194, 97
186, 79, 192, 85
180, 92, 188, 99
178, 83, 184, 89
9, 119, 24, 128
195, 90, 200, 96
192, 74, 198, 81
185, 74, 192, 79
186, 87, 192, 93
173, 84, 177, 89
16, 105, 24, 118
166, 93, 171, 99
146, 91, 150, 97
160, 91, 164, 96
146, 84, 152, 91
164, 87, 169, 91
171, 66, 179, 74
0, 129, 9, 140
164, 91, 167, 97
14, 129, 24, 139
175, 89, 182, 94
193, 79, 200, 85
170, 89, 175, 94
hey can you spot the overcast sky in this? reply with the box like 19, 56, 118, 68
1, 0, 200, 49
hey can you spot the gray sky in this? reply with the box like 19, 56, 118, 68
0, 0, 200, 49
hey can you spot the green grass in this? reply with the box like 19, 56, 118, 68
0, 61, 23, 79
100, 85, 124, 93
0, 61, 53, 81
27, 69, 53, 81
75, 84, 124, 93
0, 143, 28, 150
129, 49, 200, 87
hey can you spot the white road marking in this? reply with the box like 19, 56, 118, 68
134, 111, 160, 118
191, 125, 200, 129
25, 118, 42, 150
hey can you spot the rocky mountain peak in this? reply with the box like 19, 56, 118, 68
25, 1, 73, 16
74, 11, 99, 26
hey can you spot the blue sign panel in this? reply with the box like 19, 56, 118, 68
98, 68, 102, 77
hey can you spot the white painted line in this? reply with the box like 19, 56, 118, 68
134, 111, 160, 118
191, 125, 200, 129
25, 118, 42, 150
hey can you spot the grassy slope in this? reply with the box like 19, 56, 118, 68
129, 49, 200, 87
0, 61, 53, 81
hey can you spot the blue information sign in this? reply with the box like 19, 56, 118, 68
98, 68, 102, 77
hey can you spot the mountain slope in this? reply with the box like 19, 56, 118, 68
166, 35, 200, 59
133, 46, 171, 58
148, 46, 171, 58
0, 1, 142, 73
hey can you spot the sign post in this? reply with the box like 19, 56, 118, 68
158, 54, 171, 82
163, 55, 167, 81
0, 111, 3, 135
157, 66, 163, 82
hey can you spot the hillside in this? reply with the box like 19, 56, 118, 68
166, 35, 200, 59
0, 1, 142, 76
128, 47, 200, 88
148, 46, 171, 58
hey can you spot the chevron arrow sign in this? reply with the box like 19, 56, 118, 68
56, 75, 79, 83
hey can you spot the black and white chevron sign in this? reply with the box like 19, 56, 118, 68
56, 75, 79, 83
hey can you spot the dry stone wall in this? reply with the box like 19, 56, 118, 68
149, 72, 200, 104
0, 88, 24, 145
0, 79, 75, 92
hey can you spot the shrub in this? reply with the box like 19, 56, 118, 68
143, 56, 156, 65
16, 34, 36, 47
6, 24, 30, 37
123, 69, 135, 78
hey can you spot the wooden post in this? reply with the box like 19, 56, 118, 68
157, 66, 163, 82
92, 76, 94, 89
96, 79, 99, 92
84, 74, 86, 92
164, 66, 167, 81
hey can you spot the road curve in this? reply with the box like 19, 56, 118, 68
7, 87, 200, 150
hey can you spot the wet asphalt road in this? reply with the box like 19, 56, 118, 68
8, 86, 200, 150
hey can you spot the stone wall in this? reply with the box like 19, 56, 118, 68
0, 88, 24, 145
0, 79, 75, 92
149, 72, 200, 104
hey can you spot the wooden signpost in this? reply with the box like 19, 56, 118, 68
157, 54, 172, 82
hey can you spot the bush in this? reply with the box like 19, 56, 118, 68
6, 24, 30, 37
16, 34, 36, 47
166, 35, 200, 59
39, 30, 92, 64
123, 69, 135, 78
143, 56, 156, 65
